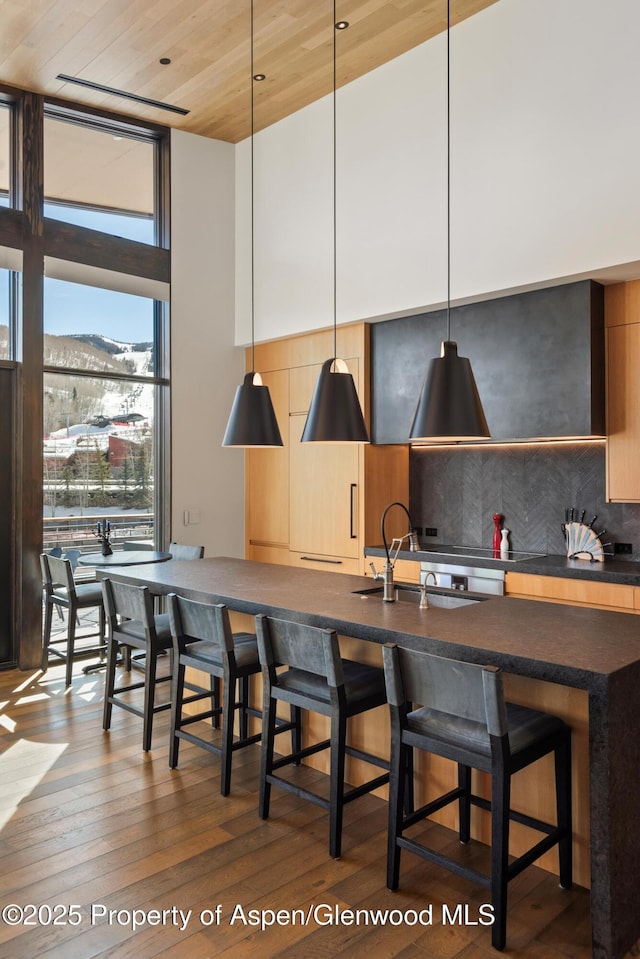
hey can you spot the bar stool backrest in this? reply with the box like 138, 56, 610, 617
169, 542, 205, 560
256, 614, 345, 688
382, 644, 508, 739
101, 578, 156, 639
42, 553, 76, 595
168, 594, 234, 654
62, 548, 81, 570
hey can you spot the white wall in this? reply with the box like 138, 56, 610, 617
236, 0, 640, 345
171, 129, 244, 558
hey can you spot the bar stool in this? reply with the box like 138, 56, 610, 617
256, 613, 390, 860
168, 594, 267, 794
101, 578, 173, 751
40, 553, 106, 686
382, 642, 572, 951
169, 542, 205, 560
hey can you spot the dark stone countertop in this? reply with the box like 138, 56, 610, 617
98, 556, 640, 690
364, 544, 640, 586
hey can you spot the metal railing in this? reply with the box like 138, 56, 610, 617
43, 512, 154, 554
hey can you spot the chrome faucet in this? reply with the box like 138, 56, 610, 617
419, 571, 437, 609
370, 502, 419, 602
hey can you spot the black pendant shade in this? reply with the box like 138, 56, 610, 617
222, 371, 283, 447
409, 340, 490, 442
301, 358, 370, 443
410, 0, 489, 445
302, 12, 369, 445
222, 0, 284, 449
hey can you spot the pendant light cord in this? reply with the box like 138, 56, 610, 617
446, 0, 451, 342
250, 0, 256, 373
333, 0, 338, 361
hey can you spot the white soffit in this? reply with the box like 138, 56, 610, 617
0, 247, 23, 271
44, 256, 169, 302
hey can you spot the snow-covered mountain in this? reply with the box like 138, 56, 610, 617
43, 333, 155, 456
62, 333, 154, 376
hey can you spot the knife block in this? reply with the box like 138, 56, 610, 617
564, 522, 604, 562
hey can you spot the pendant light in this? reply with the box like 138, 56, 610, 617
222, 0, 283, 448
409, 0, 489, 443
301, 9, 369, 444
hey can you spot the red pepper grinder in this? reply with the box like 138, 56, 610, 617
493, 514, 504, 559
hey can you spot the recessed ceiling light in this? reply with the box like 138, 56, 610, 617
335, 20, 349, 30
253, 73, 266, 81
159, 58, 171, 65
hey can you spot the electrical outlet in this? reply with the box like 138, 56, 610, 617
614, 542, 632, 554
424, 527, 438, 537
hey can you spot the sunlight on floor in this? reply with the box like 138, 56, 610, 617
0, 669, 95, 829
0, 712, 16, 732
0, 738, 67, 829
15, 693, 50, 705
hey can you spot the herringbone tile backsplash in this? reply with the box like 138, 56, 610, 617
409, 443, 640, 559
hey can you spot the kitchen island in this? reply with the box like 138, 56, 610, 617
97, 556, 640, 959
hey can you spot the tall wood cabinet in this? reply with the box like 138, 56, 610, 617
605, 280, 640, 501
245, 324, 409, 574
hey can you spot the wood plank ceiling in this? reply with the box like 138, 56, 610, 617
0, 0, 501, 143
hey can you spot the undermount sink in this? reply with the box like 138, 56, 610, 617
352, 584, 487, 609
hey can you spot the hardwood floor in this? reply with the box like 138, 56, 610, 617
0, 652, 628, 959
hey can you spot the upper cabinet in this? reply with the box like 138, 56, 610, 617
245, 324, 409, 574
606, 280, 640, 503
370, 280, 605, 444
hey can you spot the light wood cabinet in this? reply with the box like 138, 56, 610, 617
289, 413, 360, 559
505, 571, 637, 613
245, 367, 290, 559
391, 558, 422, 584
289, 552, 362, 575
245, 324, 409, 573
605, 280, 640, 501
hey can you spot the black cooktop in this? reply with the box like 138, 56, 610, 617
417, 544, 544, 561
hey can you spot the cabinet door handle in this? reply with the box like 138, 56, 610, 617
300, 556, 342, 564
350, 483, 357, 539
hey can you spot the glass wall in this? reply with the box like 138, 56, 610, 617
0, 85, 169, 666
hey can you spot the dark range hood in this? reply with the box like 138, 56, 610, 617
371, 280, 605, 444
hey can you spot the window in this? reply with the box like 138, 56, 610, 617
43, 276, 167, 552
0, 104, 9, 208
40, 109, 168, 554
43, 373, 158, 550
43, 277, 156, 374
0, 269, 9, 359
0, 252, 21, 363
44, 115, 156, 243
